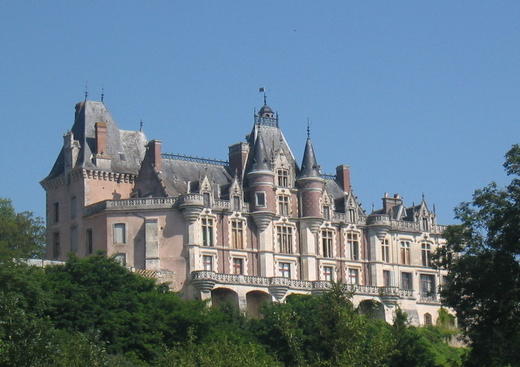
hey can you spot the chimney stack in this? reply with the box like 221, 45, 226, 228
336, 165, 351, 192
149, 140, 162, 171
95, 122, 108, 155
228, 142, 249, 179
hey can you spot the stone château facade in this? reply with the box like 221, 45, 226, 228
41, 99, 448, 325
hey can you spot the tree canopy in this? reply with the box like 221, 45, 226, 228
437, 144, 520, 367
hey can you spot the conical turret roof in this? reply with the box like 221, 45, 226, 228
251, 135, 270, 171
299, 137, 320, 178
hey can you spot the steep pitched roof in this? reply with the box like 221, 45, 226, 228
299, 137, 320, 178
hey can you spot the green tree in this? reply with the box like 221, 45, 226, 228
0, 198, 45, 262
437, 144, 520, 367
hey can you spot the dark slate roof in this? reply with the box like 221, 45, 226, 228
258, 104, 273, 115
324, 178, 345, 200
158, 157, 232, 196
250, 134, 270, 171
299, 137, 320, 178
44, 101, 147, 180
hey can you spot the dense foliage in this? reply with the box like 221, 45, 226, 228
0, 198, 465, 366
437, 144, 520, 367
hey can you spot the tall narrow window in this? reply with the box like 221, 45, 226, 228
232, 258, 244, 275
277, 225, 293, 254
70, 196, 77, 219
53, 232, 60, 259
202, 218, 214, 246
86, 229, 93, 255
277, 169, 289, 187
400, 241, 411, 265
424, 313, 433, 326
279, 262, 291, 278
420, 274, 435, 296
113, 223, 126, 244
53, 202, 59, 223
278, 195, 290, 216
323, 206, 330, 220
348, 268, 360, 285
70, 226, 78, 253
323, 266, 334, 281
255, 192, 266, 207
382, 239, 390, 262
321, 229, 333, 258
233, 196, 241, 211
401, 272, 413, 290
347, 232, 360, 260
231, 219, 244, 249
383, 270, 391, 287
203, 192, 211, 207
348, 208, 356, 223
422, 217, 429, 231
203, 255, 213, 271
421, 243, 432, 267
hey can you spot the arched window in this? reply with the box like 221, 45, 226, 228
424, 313, 433, 326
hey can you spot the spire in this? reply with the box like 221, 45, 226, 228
299, 135, 320, 178
251, 135, 270, 171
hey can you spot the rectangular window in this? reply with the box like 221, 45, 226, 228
321, 229, 333, 258
348, 268, 360, 285
279, 262, 291, 278
255, 192, 266, 207
276, 225, 293, 254
347, 232, 360, 260
70, 226, 78, 253
70, 196, 77, 219
113, 223, 126, 244
203, 193, 211, 207
278, 195, 290, 216
323, 266, 334, 281
383, 270, 391, 287
233, 258, 244, 275
203, 255, 213, 271
231, 219, 244, 249
202, 218, 214, 246
420, 274, 435, 296
53, 202, 59, 223
348, 208, 356, 223
86, 229, 93, 255
233, 196, 241, 211
114, 253, 126, 266
323, 206, 330, 220
277, 169, 289, 187
382, 239, 390, 262
401, 272, 413, 290
422, 217, 429, 231
400, 241, 411, 265
53, 232, 60, 259
421, 243, 432, 267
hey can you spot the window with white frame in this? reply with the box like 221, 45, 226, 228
348, 208, 356, 223
278, 195, 290, 216
255, 192, 266, 207
347, 231, 360, 260
420, 274, 435, 296
113, 223, 126, 244
401, 272, 413, 290
279, 262, 291, 278
232, 258, 244, 275
202, 217, 214, 246
323, 205, 330, 220
422, 217, 429, 231
276, 225, 293, 254
382, 238, 390, 262
231, 219, 244, 249
277, 169, 289, 187
203, 255, 213, 271
400, 241, 411, 265
323, 266, 334, 281
232, 196, 241, 211
348, 268, 360, 285
321, 229, 333, 258
421, 243, 432, 267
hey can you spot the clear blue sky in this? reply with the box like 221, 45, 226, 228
1, 1, 519, 224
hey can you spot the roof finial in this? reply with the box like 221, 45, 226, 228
139, 119, 144, 132
306, 118, 311, 139
101, 87, 104, 103
259, 87, 266, 105
422, 192, 425, 201
84, 81, 88, 101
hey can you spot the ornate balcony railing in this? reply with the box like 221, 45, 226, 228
191, 271, 425, 300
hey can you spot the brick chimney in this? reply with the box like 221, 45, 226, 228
95, 122, 108, 155
336, 165, 351, 192
149, 140, 162, 171
228, 142, 249, 179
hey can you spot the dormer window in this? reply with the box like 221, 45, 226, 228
233, 196, 241, 211
203, 193, 211, 207
323, 206, 330, 220
277, 169, 289, 187
348, 208, 356, 223
422, 217, 429, 231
